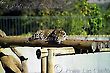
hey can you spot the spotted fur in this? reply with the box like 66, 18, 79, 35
29, 29, 67, 44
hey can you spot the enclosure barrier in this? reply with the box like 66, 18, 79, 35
0, 29, 110, 73
0, 16, 109, 36
36, 46, 110, 73
36, 47, 75, 73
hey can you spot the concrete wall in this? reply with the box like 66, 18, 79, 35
0, 47, 110, 73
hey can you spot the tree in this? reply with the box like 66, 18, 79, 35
101, 3, 110, 34
0, 0, 108, 35
75, 0, 103, 35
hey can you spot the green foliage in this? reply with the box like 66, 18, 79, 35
101, 7, 110, 34
75, 0, 103, 34
34, 2, 88, 35
0, 0, 110, 35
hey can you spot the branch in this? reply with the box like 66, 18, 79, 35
0, 47, 28, 73
0, 36, 93, 47
0, 52, 22, 73
0, 35, 109, 53
10, 47, 28, 73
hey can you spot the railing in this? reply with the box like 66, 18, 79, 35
0, 16, 39, 35
0, 16, 110, 73
0, 16, 97, 36
0, 16, 109, 36
36, 47, 75, 73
